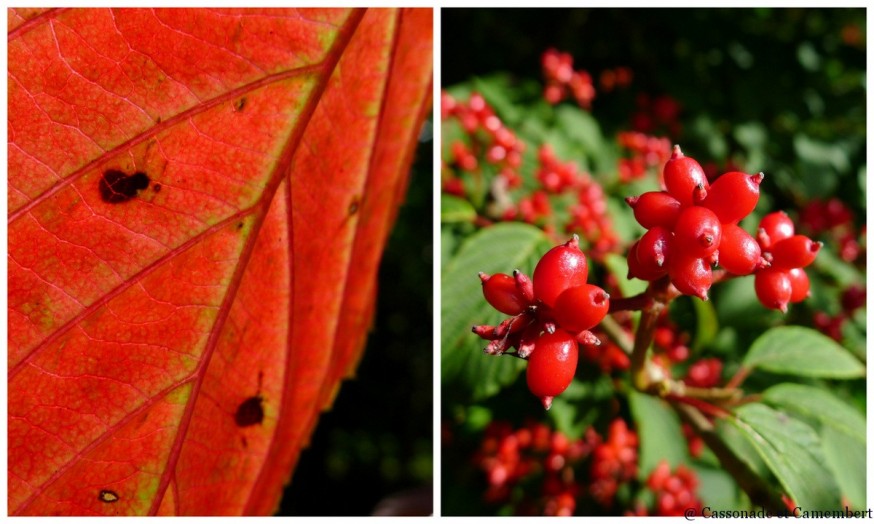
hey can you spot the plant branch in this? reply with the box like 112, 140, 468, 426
598, 315, 633, 354
608, 292, 650, 313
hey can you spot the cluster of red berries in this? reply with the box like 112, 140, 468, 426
473, 237, 610, 409
617, 131, 672, 183
589, 419, 639, 507
631, 93, 682, 137
598, 66, 633, 93
813, 284, 866, 342
683, 358, 724, 389
441, 91, 526, 194
753, 211, 821, 312
541, 48, 596, 109
799, 197, 865, 265
646, 460, 703, 516
474, 421, 594, 516
626, 145, 766, 299
652, 312, 692, 363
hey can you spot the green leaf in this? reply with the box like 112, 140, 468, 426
692, 464, 745, 511
762, 383, 865, 441
628, 390, 688, 479
729, 404, 841, 509
441, 194, 477, 223
742, 326, 865, 378
821, 425, 866, 509
762, 383, 866, 508
441, 223, 551, 401
603, 253, 647, 298
691, 294, 719, 350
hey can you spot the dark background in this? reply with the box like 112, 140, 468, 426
280, 128, 433, 515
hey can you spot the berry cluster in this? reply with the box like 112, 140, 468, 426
474, 421, 594, 516
800, 197, 865, 264
631, 93, 682, 137
813, 284, 866, 342
683, 358, 724, 389
589, 419, 639, 507
541, 48, 596, 109
442, 91, 526, 193
753, 212, 821, 312
646, 460, 703, 516
617, 131, 672, 183
473, 237, 610, 408
626, 146, 765, 299
598, 66, 633, 93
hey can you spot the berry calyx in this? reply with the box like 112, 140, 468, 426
668, 255, 712, 300
770, 235, 822, 270
701, 171, 763, 224
663, 145, 709, 207
636, 226, 673, 270
673, 206, 722, 258
553, 284, 610, 333
627, 241, 668, 281
526, 330, 579, 410
533, 235, 589, 308
481, 272, 528, 315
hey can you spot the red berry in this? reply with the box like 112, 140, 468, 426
718, 223, 762, 275
673, 206, 722, 258
480, 272, 527, 315
786, 268, 810, 303
627, 240, 667, 281
771, 235, 821, 270
758, 211, 795, 249
668, 255, 712, 300
637, 226, 673, 270
663, 145, 709, 207
526, 331, 579, 409
702, 171, 763, 224
554, 284, 610, 333
626, 191, 682, 229
533, 237, 589, 308
755, 269, 792, 312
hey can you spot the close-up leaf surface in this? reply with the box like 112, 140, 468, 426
7, 7, 432, 516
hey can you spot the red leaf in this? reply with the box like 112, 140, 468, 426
8, 7, 433, 516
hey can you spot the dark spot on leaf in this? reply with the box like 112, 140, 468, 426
235, 395, 264, 427
241, 436, 248, 449
98, 490, 119, 503
153, 184, 162, 193
155, 116, 162, 124
348, 197, 360, 216
237, 221, 244, 230
235, 97, 247, 112
99, 170, 150, 204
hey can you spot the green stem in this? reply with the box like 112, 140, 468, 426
599, 315, 634, 354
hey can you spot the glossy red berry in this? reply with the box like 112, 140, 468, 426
636, 226, 673, 270
755, 269, 792, 312
663, 145, 709, 207
668, 255, 712, 300
673, 206, 722, 258
786, 268, 810, 303
702, 171, 763, 224
526, 331, 579, 410
553, 284, 610, 333
480, 272, 527, 315
758, 211, 795, 249
627, 241, 668, 281
770, 235, 821, 270
533, 236, 589, 308
718, 223, 762, 275
626, 191, 682, 229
